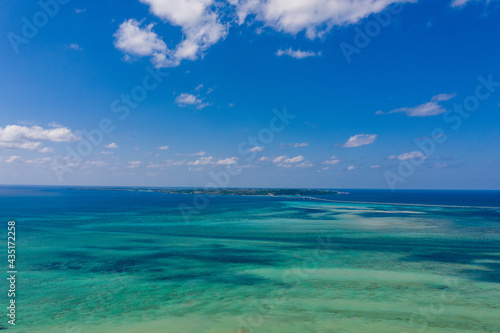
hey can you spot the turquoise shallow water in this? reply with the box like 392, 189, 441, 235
0, 188, 499, 332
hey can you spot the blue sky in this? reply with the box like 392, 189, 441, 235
1, 0, 499, 189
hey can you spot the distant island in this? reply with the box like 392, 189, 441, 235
76, 187, 340, 197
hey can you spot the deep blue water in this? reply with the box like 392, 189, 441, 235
323, 189, 500, 207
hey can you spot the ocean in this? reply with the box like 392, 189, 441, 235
0, 186, 499, 332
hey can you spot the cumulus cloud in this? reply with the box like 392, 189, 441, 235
376, 93, 456, 117
249, 146, 264, 152
127, 161, 142, 168
388, 151, 427, 160
25, 157, 52, 164
48, 121, 63, 128
38, 147, 54, 153
347, 165, 356, 170
0, 124, 79, 150
276, 48, 320, 59
191, 151, 207, 156
187, 156, 238, 165
67, 43, 83, 50
84, 160, 109, 167
117, 0, 415, 67
341, 134, 378, 148
1, 156, 23, 163
0, 155, 53, 165
321, 156, 340, 165
231, 0, 414, 39
158, 145, 170, 150
450, 0, 491, 7
289, 142, 309, 148
105, 142, 119, 149
296, 161, 313, 168
216, 157, 238, 165
115, 0, 228, 67
175, 93, 209, 109
176, 151, 207, 156
114, 19, 168, 58
272, 155, 305, 167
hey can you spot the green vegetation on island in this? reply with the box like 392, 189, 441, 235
77, 187, 339, 197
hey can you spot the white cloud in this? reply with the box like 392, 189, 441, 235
347, 165, 356, 171
75, 8, 86, 14
433, 163, 448, 168
216, 157, 238, 165
118, 0, 414, 67
2, 156, 23, 163
67, 43, 82, 50
377, 93, 456, 117
181, 151, 207, 156
115, 0, 228, 67
127, 161, 142, 168
450, 0, 490, 7
175, 93, 200, 105
187, 156, 238, 165
25, 157, 51, 164
158, 145, 170, 150
272, 155, 304, 167
175, 93, 209, 109
48, 121, 63, 128
0, 142, 41, 150
451, 0, 468, 6
370, 165, 382, 168
249, 146, 264, 152
276, 48, 320, 59
321, 156, 340, 165
273, 155, 304, 163
175, 151, 207, 157
289, 142, 309, 148
114, 19, 168, 58
0, 155, 52, 165
192, 151, 206, 156
105, 142, 119, 149
0, 124, 79, 150
296, 161, 313, 168
341, 134, 378, 148
231, 0, 414, 39
388, 151, 427, 160
38, 147, 54, 153
84, 160, 109, 167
